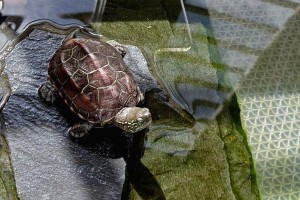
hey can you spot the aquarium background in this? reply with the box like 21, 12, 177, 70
0, 0, 299, 199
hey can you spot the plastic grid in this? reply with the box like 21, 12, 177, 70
205, 0, 300, 199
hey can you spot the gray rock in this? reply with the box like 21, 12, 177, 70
3, 29, 151, 200
124, 45, 161, 94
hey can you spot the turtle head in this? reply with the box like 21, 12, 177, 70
115, 107, 152, 133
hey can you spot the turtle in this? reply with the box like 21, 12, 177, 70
38, 33, 152, 139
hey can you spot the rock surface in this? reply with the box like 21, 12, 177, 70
123, 45, 160, 94
3, 29, 151, 200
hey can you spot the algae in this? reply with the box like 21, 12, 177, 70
217, 96, 260, 200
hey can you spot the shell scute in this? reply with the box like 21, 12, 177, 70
60, 49, 72, 63
108, 56, 126, 71
99, 86, 123, 108
87, 65, 116, 88
61, 79, 79, 100
63, 59, 79, 76
96, 44, 117, 57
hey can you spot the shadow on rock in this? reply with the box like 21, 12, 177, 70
56, 98, 166, 199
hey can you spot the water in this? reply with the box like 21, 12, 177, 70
1, 0, 98, 33
1, 0, 300, 200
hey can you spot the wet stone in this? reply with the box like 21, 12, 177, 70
123, 45, 160, 94
3, 29, 151, 200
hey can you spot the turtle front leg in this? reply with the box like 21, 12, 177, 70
68, 122, 93, 139
38, 81, 58, 104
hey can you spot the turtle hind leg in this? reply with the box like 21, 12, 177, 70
68, 122, 93, 139
38, 81, 58, 105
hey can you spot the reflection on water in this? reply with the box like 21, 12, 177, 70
1, 0, 100, 33
206, 1, 300, 200
85, 1, 259, 199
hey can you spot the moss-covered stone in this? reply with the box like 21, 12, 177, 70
217, 97, 260, 200
128, 120, 236, 200
92, 1, 259, 199
0, 115, 18, 200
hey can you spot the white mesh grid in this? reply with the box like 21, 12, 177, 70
205, 0, 300, 199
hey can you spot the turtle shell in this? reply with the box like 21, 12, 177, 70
48, 38, 143, 124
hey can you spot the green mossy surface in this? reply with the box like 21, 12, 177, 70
218, 97, 260, 200
92, 1, 259, 199
128, 120, 235, 200
0, 115, 18, 200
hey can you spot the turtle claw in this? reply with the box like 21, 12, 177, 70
38, 81, 58, 104
68, 123, 93, 139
